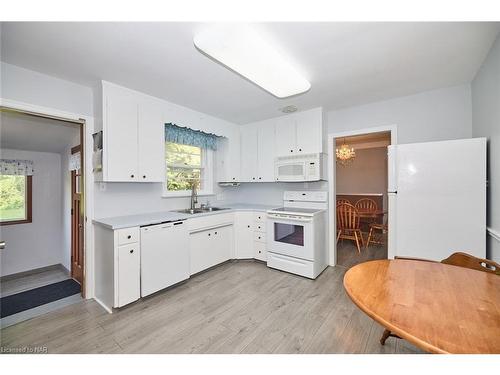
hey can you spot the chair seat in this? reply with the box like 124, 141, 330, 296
369, 223, 387, 231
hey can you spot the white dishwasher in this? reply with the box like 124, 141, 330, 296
140, 220, 189, 297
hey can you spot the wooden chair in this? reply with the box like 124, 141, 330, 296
337, 199, 351, 206
355, 198, 378, 212
380, 252, 500, 345
365, 215, 388, 249
336, 203, 364, 253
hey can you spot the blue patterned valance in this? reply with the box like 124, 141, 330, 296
165, 123, 222, 151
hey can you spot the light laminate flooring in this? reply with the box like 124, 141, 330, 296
0, 261, 424, 354
0, 266, 70, 298
337, 241, 388, 269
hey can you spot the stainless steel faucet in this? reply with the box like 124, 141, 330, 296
190, 181, 198, 210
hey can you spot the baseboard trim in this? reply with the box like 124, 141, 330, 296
94, 297, 113, 314
487, 227, 500, 242
0, 263, 68, 282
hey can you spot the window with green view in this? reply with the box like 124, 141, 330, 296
0, 175, 32, 224
166, 142, 206, 193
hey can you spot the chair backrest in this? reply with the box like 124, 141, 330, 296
355, 198, 378, 212
337, 199, 351, 206
441, 252, 500, 276
337, 203, 360, 230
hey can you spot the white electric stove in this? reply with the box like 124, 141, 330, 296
266, 191, 328, 279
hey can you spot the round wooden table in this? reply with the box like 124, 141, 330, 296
343, 259, 500, 353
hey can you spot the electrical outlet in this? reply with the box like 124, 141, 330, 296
216, 193, 224, 201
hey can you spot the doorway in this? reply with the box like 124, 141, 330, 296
0, 107, 85, 326
328, 126, 396, 267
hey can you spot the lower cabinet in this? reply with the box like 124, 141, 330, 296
235, 212, 255, 259
116, 243, 141, 307
190, 224, 233, 275
94, 225, 141, 311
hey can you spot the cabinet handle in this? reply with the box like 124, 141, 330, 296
127, 235, 131, 239
258, 226, 261, 229
208, 233, 211, 236
252, 177, 256, 180
259, 250, 261, 254
258, 177, 262, 180
258, 236, 261, 239
143, 175, 146, 179
232, 177, 235, 180
130, 249, 134, 254
247, 225, 250, 228
290, 149, 293, 153
299, 148, 302, 152
215, 231, 218, 235
130, 174, 135, 178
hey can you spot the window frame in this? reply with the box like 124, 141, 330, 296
0, 175, 33, 226
163, 142, 214, 198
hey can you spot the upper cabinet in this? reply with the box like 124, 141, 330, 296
240, 120, 276, 182
275, 108, 324, 157
102, 82, 165, 182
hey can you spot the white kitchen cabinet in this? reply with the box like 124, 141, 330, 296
295, 109, 322, 154
189, 224, 233, 275
216, 136, 241, 182
117, 243, 141, 307
102, 81, 164, 182
275, 117, 297, 157
274, 108, 324, 157
254, 242, 267, 262
104, 87, 139, 181
94, 225, 142, 311
240, 126, 259, 182
235, 212, 255, 258
257, 123, 276, 182
137, 99, 165, 182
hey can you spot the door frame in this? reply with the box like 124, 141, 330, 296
327, 124, 398, 266
0, 98, 95, 298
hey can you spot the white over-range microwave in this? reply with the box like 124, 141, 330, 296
275, 153, 327, 182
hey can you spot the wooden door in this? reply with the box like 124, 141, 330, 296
71, 147, 84, 291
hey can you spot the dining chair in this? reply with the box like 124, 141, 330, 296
337, 199, 351, 206
365, 215, 388, 249
336, 203, 364, 253
380, 252, 500, 345
354, 198, 378, 212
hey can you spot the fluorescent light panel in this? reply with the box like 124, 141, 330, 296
194, 25, 311, 98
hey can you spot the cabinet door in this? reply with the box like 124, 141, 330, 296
116, 243, 140, 307
216, 136, 241, 182
105, 90, 139, 181
275, 117, 297, 157
295, 110, 322, 154
240, 126, 258, 182
254, 242, 267, 262
138, 99, 164, 182
212, 225, 233, 265
257, 123, 276, 182
190, 230, 211, 275
235, 212, 255, 259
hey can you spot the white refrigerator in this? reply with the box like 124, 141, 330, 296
387, 138, 486, 261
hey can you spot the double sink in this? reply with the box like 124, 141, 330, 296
174, 207, 231, 215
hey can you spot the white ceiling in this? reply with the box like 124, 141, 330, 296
1, 22, 499, 124
1, 111, 80, 154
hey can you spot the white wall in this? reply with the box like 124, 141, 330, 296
1, 62, 94, 117
327, 84, 472, 144
336, 147, 388, 208
0, 149, 64, 276
472, 33, 500, 262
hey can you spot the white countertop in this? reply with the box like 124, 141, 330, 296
93, 203, 278, 230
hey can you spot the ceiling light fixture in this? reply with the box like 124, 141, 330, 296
336, 138, 356, 166
194, 25, 311, 99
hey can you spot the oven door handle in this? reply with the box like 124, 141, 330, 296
267, 214, 313, 222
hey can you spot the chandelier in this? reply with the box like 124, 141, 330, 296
336, 138, 356, 166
